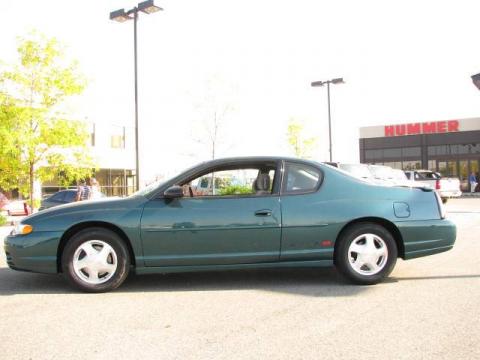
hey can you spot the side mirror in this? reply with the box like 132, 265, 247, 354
163, 185, 184, 199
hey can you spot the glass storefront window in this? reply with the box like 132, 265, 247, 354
459, 160, 469, 191
438, 161, 447, 175
365, 149, 383, 160
402, 147, 421, 157
94, 169, 134, 197
402, 161, 421, 170
459, 160, 468, 181
383, 148, 402, 158
428, 160, 436, 171
383, 161, 402, 169
472, 160, 479, 174
446, 161, 457, 176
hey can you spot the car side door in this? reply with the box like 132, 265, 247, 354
140, 161, 282, 267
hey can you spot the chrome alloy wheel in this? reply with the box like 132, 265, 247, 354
72, 240, 118, 285
348, 233, 388, 276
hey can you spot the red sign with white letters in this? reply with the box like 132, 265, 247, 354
384, 120, 459, 137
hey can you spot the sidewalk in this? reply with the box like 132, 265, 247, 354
0, 225, 12, 242
461, 192, 480, 198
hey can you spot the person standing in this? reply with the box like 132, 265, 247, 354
76, 179, 91, 201
468, 171, 477, 193
89, 178, 103, 199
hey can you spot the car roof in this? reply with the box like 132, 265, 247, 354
201, 156, 322, 168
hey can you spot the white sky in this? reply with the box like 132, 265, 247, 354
2, 0, 480, 183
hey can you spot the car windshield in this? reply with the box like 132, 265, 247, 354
132, 180, 166, 197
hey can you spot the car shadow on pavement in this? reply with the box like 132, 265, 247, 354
390, 274, 480, 282
3, 267, 476, 297
0, 266, 369, 297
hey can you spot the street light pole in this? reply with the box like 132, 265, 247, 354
311, 77, 344, 162
133, 9, 140, 192
110, 0, 163, 192
326, 81, 332, 162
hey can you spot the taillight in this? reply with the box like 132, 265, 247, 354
435, 180, 441, 190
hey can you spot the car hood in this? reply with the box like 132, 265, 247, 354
24, 196, 146, 224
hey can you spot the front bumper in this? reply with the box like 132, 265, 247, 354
395, 218, 456, 260
4, 231, 63, 274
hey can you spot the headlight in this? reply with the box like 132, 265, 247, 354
11, 223, 33, 236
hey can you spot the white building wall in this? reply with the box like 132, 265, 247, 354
90, 122, 135, 171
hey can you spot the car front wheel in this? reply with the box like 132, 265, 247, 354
61, 228, 130, 292
335, 223, 397, 285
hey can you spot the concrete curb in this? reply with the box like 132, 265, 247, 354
460, 193, 480, 198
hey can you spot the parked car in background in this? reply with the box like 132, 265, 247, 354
0, 194, 32, 216
368, 165, 417, 187
337, 163, 374, 182
39, 190, 78, 211
39, 189, 106, 211
331, 163, 412, 187
5, 157, 456, 292
404, 170, 461, 203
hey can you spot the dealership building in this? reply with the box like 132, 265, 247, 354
359, 117, 480, 189
41, 122, 136, 197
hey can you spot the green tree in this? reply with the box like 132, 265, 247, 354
0, 32, 95, 208
286, 119, 318, 159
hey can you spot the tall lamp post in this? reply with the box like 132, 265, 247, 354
311, 77, 344, 162
110, 0, 163, 191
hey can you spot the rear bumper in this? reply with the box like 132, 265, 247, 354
439, 190, 462, 198
395, 219, 456, 260
4, 231, 62, 274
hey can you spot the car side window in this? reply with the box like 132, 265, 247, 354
414, 172, 423, 180
181, 166, 277, 198
283, 162, 322, 194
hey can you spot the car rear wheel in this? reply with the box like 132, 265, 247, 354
61, 228, 130, 292
335, 223, 397, 285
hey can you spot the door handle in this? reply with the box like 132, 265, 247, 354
255, 209, 272, 216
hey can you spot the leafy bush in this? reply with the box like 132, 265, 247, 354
218, 185, 253, 196
0, 213, 7, 226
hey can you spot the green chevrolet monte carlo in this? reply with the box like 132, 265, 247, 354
4, 157, 456, 292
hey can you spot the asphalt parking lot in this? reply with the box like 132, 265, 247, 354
1, 199, 479, 360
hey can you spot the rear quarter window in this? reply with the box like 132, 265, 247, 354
283, 162, 322, 194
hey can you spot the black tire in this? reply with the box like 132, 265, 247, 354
61, 227, 130, 293
335, 223, 397, 285
442, 197, 448, 204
